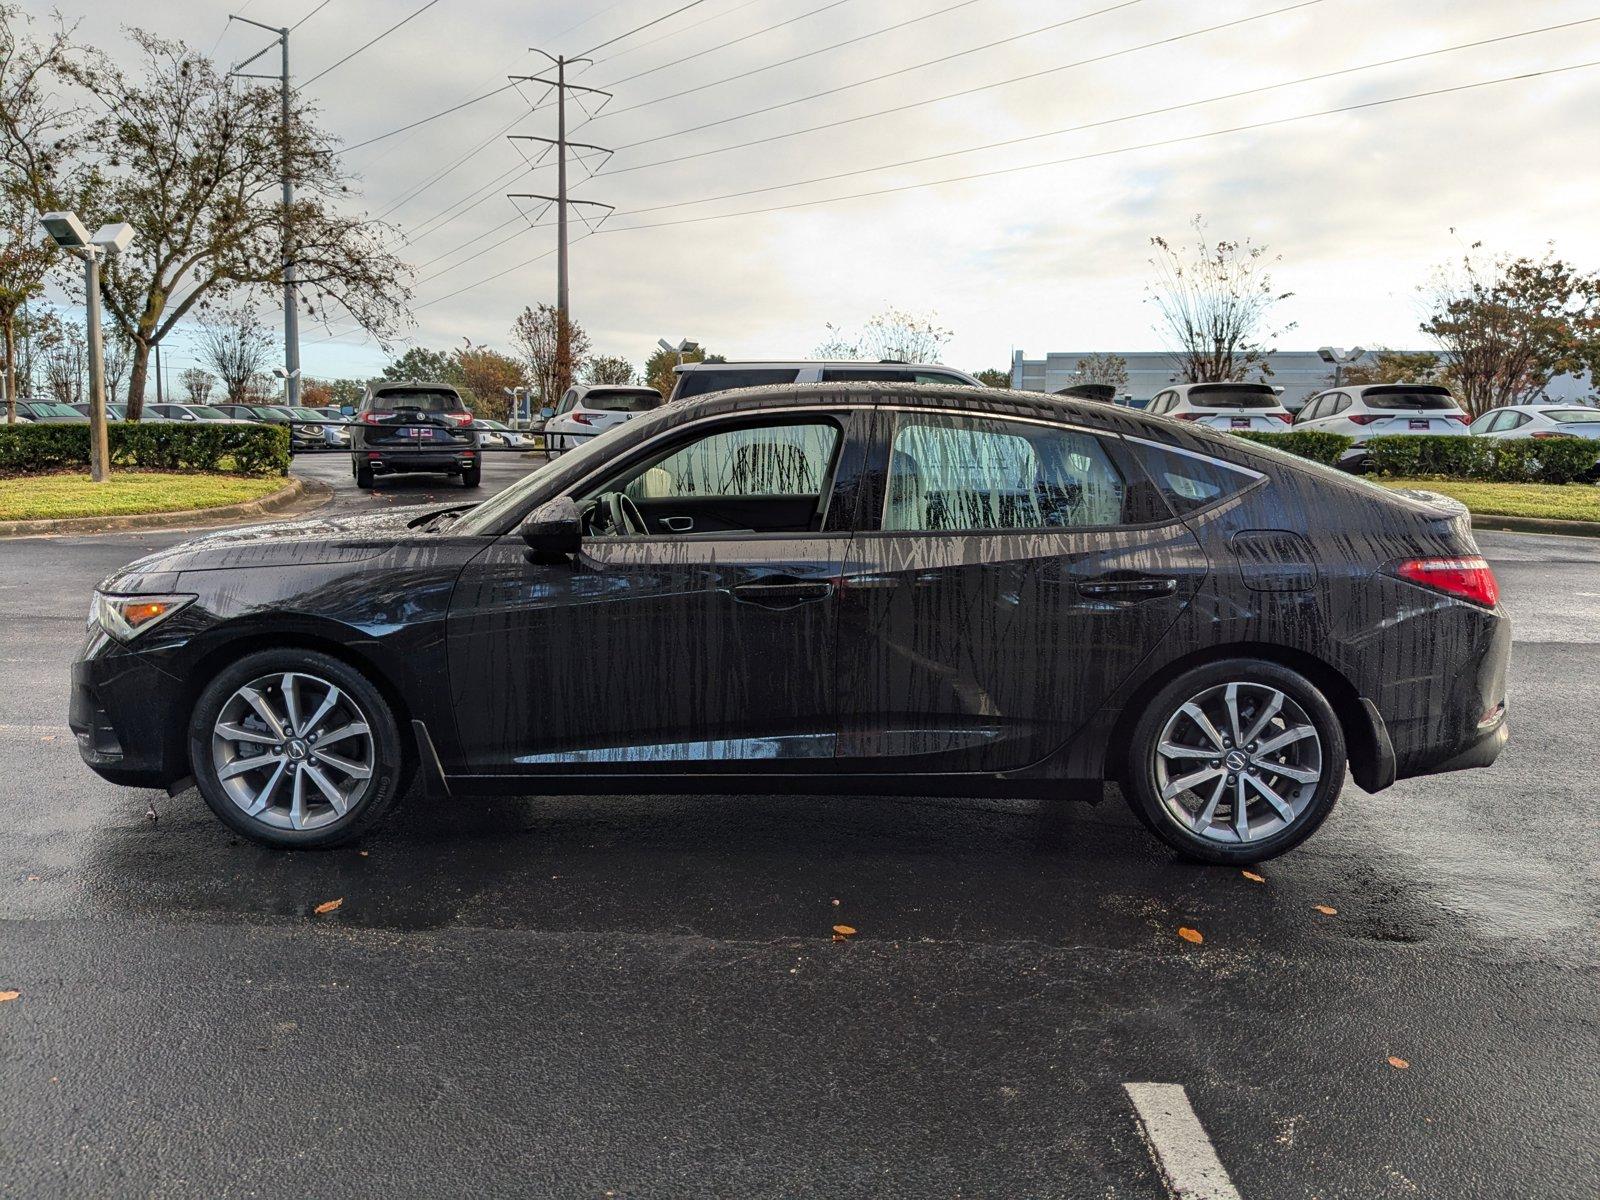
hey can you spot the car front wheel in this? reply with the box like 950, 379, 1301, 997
1123, 659, 1345, 864
188, 649, 409, 849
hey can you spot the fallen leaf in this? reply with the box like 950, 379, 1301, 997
313, 897, 343, 915
1177, 927, 1204, 944
832, 924, 857, 937
1387, 1056, 1410, 1070
830, 898, 841, 906
1314, 904, 1338, 916
1241, 870, 1266, 883
0, 989, 19, 1003
357, 850, 369, 857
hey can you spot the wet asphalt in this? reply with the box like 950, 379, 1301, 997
1, 449, 1596, 1198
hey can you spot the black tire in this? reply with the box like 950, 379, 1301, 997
355, 461, 375, 489
187, 648, 410, 849
461, 462, 482, 488
1123, 658, 1345, 865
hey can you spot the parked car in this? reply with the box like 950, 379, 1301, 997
544, 383, 663, 454
350, 380, 480, 488
74, 382, 1509, 863
471, 418, 525, 448
69, 402, 170, 421
667, 360, 983, 403
1468, 403, 1600, 441
12, 400, 87, 423
1296, 384, 1469, 470
213, 402, 326, 451
147, 403, 257, 424
305, 406, 351, 447
1144, 382, 1293, 430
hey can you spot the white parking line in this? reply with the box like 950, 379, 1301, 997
1124, 1083, 1242, 1200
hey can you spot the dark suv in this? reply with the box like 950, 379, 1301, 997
350, 380, 480, 489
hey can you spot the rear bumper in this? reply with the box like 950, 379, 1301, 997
354, 448, 476, 474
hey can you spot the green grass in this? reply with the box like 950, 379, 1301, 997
0, 471, 286, 522
1380, 478, 1600, 523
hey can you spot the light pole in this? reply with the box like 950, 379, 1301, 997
40, 212, 134, 483
657, 337, 700, 368
1317, 345, 1366, 388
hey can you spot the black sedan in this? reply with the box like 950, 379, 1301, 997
72, 383, 1510, 862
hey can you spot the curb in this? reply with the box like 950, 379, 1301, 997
1471, 513, 1600, 539
0, 477, 328, 539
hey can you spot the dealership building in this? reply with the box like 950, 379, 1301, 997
1009, 349, 1594, 410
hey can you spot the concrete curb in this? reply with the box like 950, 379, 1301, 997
1471, 513, 1600, 538
0, 476, 328, 539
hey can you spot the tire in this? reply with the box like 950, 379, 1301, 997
461, 462, 482, 488
187, 649, 410, 849
1123, 658, 1345, 865
355, 462, 374, 489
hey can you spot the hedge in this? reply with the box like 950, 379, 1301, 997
0, 421, 291, 478
1230, 429, 1355, 467
1363, 434, 1599, 485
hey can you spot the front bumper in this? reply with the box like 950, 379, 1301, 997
69, 629, 189, 789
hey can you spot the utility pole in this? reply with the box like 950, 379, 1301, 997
229, 14, 301, 408
508, 51, 614, 398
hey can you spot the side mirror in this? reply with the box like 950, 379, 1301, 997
519, 496, 582, 563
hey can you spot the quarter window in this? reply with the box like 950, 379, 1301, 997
881, 414, 1129, 532
1131, 443, 1260, 516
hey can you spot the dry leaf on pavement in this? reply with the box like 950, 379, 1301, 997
313, 897, 343, 915
1178, 927, 1204, 944
832, 924, 857, 937
1314, 904, 1338, 916
1241, 870, 1266, 883
1387, 1056, 1410, 1069
0, 989, 19, 1002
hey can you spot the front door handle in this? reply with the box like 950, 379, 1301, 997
731, 578, 834, 608
660, 515, 694, 532
1077, 574, 1179, 600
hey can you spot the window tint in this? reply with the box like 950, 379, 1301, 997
367, 388, 464, 413
1184, 384, 1279, 410
1545, 408, 1600, 424
1333, 394, 1352, 415
820, 368, 915, 383
882, 414, 1128, 532
672, 368, 800, 399
556, 388, 579, 415
913, 371, 966, 386
1131, 442, 1260, 515
584, 389, 661, 413
1468, 410, 1498, 434
622, 421, 840, 502
1359, 387, 1458, 411
1298, 396, 1324, 422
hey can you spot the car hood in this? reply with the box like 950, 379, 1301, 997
102, 508, 440, 585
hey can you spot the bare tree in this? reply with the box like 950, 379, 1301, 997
179, 366, 215, 405
815, 307, 954, 364
200, 308, 274, 404
511, 303, 590, 407
1074, 352, 1130, 391
1147, 215, 1294, 382
584, 354, 635, 386
1420, 241, 1600, 417
39, 317, 83, 404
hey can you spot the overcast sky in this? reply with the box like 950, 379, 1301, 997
27, 0, 1600, 382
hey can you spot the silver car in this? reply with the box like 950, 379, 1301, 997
1469, 403, 1600, 442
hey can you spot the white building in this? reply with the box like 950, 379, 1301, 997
1010, 349, 1594, 410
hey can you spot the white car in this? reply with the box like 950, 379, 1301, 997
471, 418, 525, 448
1295, 384, 1470, 438
545, 384, 663, 453
1143, 382, 1293, 431
1469, 403, 1600, 441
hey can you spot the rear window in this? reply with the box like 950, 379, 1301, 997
1544, 408, 1600, 424
1361, 387, 1458, 411
1185, 385, 1279, 410
368, 388, 464, 413
586, 389, 661, 413
673, 368, 800, 400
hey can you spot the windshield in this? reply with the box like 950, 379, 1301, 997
1545, 408, 1600, 424
1185, 385, 1279, 410
28, 402, 79, 418
454, 427, 624, 536
190, 406, 230, 419
253, 406, 294, 420
289, 407, 326, 420
586, 389, 661, 413
1361, 388, 1458, 411
369, 388, 462, 413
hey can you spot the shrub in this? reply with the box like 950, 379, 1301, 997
0, 422, 290, 477
1231, 429, 1355, 467
1365, 435, 1599, 485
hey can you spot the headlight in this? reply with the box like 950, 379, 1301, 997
91, 592, 195, 641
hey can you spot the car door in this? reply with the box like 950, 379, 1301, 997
833, 408, 1208, 774
443, 409, 871, 776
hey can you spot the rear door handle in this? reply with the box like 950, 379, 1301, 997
1077, 575, 1179, 599
731, 578, 834, 608
660, 515, 694, 532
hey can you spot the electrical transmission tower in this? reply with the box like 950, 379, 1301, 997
508, 50, 614, 395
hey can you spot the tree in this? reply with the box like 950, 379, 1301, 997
51, 31, 411, 416
644, 344, 720, 399
179, 367, 215, 405
1147, 215, 1294, 383
38, 315, 83, 404
973, 367, 1011, 388
452, 341, 525, 421
382, 346, 456, 383
585, 354, 635, 385
1074, 352, 1130, 391
1420, 242, 1600, 417
318, 377, 365, 411
814, 307, 954, 364
511, 303, 589, 407
1341, 349, 1445, 387
200, 307, 274, 404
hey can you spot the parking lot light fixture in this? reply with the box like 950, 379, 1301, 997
658, 336, 699, 367
1317, 345, 1366, 387
40, 212, 137, 482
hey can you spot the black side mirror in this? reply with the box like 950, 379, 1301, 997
519, 496, 583, 564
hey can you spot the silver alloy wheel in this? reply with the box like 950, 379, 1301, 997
211, 671, 375, 832
1152, 680, 1323, 844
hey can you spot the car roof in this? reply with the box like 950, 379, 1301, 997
675, 359, 974, 372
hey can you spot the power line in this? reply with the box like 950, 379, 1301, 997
337, 81, 521, 154
589, 0, 769, 70
598, 0, 860, 89
580, 0, 714, 58
303, 0, 445, 86
290, 0, 335, 31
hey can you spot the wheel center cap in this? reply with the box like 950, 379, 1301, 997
1224, 749, 1249, 771
286, 739, 309, 762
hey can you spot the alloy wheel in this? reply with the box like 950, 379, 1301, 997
210, 671, 375, 831
1152, 681, 1323, 844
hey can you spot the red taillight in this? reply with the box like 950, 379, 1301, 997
571, 411, 595, 426
1348, 414, 1379, 425
1449, 413, 1471, 425
1172, 412, 1205, 422
360, 411, 382, 424
450, 412, 473, 427
1393, 556, 1499, 608
1271, 412, 1293, 424
1530, 430, 1575, 439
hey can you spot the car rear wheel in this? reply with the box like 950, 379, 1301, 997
1123, 659, 1345, 864
461, 462, 481, 487
188, 649, 409, 849
355, 461, 374, 489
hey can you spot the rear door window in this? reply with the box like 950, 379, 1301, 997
672, 368, 800, 400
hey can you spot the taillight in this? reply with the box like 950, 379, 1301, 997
1348, 414, 1379, 425
1272, 412, 1293, 424
1392, 556, 1499, 609
360, 411, 382, 424
1530, 430, 1575, 439
1172, 412, 1205, 422
450, 412, 473, 427
1450, 413, 1471, 425
571, 412, 595, 426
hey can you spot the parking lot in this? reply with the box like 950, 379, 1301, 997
2, 450, 1597, 1198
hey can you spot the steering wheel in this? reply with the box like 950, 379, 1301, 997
606, 490, 647, 536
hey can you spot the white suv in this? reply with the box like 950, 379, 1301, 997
1295, 384, 1469, 438
667, 360, 982, 402
1143, 382, 1293, 431
544, 384, 664, 453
